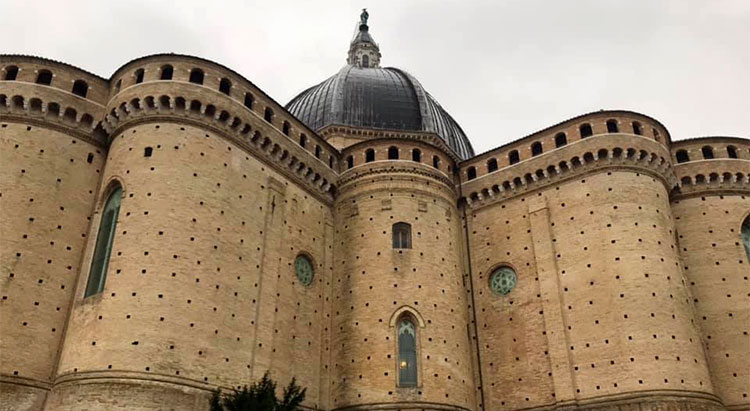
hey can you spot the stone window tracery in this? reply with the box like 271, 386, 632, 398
489, 266, 517, 296
397, 316, 418, 387
294, 254, 314, 286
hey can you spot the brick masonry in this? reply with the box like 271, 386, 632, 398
0, 55, 748, 411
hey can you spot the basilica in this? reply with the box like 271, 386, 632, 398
1, 11, 748, 411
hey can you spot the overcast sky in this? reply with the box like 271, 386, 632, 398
3, 0, 748, 154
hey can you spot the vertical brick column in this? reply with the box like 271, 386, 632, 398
249, 176, 287, 378
318, 217, 335, 409
528, 196, 576, 403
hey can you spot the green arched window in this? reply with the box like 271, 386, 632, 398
398, 316, 418, 387
742, 216, 750, 262
84, 186, 122, 297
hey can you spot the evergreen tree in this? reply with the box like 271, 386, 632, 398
210, 372, 306, 411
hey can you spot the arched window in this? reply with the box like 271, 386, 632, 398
4, 65, 18, 80
742, 216, 750, 262
346, 155, 354, 169
219, 78, 232, 95
676, 150, 689, 163
606, 119, 618, 133
282, 121, 291, 136
555, 132, 567, 148
393, 222, 411, 249
632, 122, 642, 135
189, 69, 204, 84
388, 146, 399, 160
411, 148, 421, 162
508, 150, 520, 165
299, 133, 307, 147
315, 145, 322, 159
36, 70, 52, 85
244, 93, 254, 109
84, 185, 123, 297
365, 149, 375, 163
160, 65, 173, 80
467, 166, 477, 180
580, 124, 593, 138
114, 79, 122, 93
531, 142, 543, 156
487, 158, 498, 172
362, 55, 370, 68
397, 315, 418, 387
702, 146, 714, 159
264, 107, 273, 123
432, 155, 440, 169
653, 128, 661, 141
72, 80, 88, 98
727, 146, 738, 159
134, 68, 145, 84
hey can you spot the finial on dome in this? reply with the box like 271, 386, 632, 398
348, 9, 381, 68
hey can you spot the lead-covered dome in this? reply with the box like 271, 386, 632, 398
285, 12, 474, 159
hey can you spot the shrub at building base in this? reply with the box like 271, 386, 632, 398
210, 372, 306, 411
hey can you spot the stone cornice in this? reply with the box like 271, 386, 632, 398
672, 158, 750, 200
337, 161, 456, 194
321, 124, 463, 163
101, 85, 339, 204
460, 135, 676, 210
0, 114, 106, 148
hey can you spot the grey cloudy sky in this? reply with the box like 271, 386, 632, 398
3, 0, 748, 154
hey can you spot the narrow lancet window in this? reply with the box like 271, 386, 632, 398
85, 186, 123, 297
398, 316, 418, 387
393, 222, 411, 249
742, 216, 750, 262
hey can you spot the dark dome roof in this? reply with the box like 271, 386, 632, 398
285, 65, 474, 159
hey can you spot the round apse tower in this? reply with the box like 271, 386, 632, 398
0, 57, 109, 409
286, 13, 478, 410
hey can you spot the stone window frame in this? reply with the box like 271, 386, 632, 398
389, 306, 425, 389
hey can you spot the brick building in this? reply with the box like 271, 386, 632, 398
1, 11, 748, 411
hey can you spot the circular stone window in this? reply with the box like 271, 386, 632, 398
294, 254, 314, 286
489, 266, 517, 295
